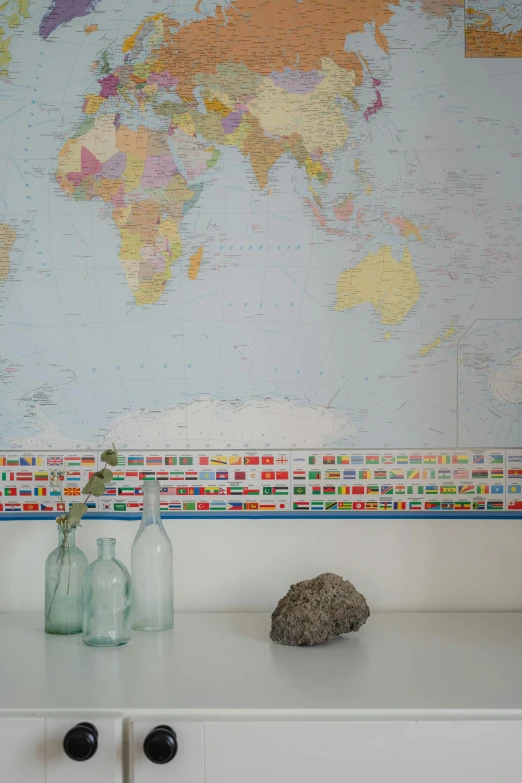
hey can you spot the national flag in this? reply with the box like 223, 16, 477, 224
490, 453, 504, 464
169, 502, 182, 511
323, 486, 336, 495
210, 502, 227, 511
181, 455, 195, 465
374, 470, 387, 479
352, 485, 365, 495
104, 486, 117, 496
20, 456, 36, 466
113, 471, 125, 481
309, 470, 321, 480
276, 456, 289, 466
243, 487, 259, 496
102, 501, 113, 511
440, 485, 456, 494
311, 486, 321, 495
128, 456, 144, 465
64, 456, 81, 466
165, 456, 177, 465
4, 487, 17, 496
276, 471, 289, 480
199, 471, 216, 481
394, 501, 407, 510
338, 501, 352, 510
424, 501, 441, 510
381, 485, 393, 495
228, 456, 241, 465
190, 486, 205, 495
379, 500, 393, 510
508, 469, 522, 477
273, 486, 288, 495
382, 455, 395, 464
337, 486, 350, 495
126, 501, 142, 510
229, 486, 244, 495
159, 500, 170, 511
293, 502, 310, 510
66, 471, 81, 482
343, 470, 356, 480
185, 471, 198, 481
34, 487, 46, 496
367, 485, 379, 494
40, 503, 54, 511
259, 503, 276, 511
216, 471, 228, 480
473, 454, 485, 464
197, 502, 210, 511
293, 470, 306, 480
16, 471, 32, 482
491, 484, 504, 494
139, 471, 155, 481
424, 455, 436, 464
352, 501, 365, 510
47, 456, 63, 466
397, 455, 409, 464
56, 501, 66, 511
476, 485, 489, 495
176, 487, 188, 496
263, 486, 274, 495
118, 486, 135, 496
0, 457, 5, 466
5, 502, 21, 511
395, 485, 406, 494
409, 454, 422, 464
473, 500, 485, 510
438, 469, 451, 479
455, 501, 471, 510
508, 485, 521, 494
409, 500, 422, 510
426, 485, 438, 494
508, 500, 522, 510
359, 470, 371, 480
407, 470, 420, 480
146, 456, 162, 465
325, 471, 340, 480
452, 454, 468, 464
64, 486, 81, 496
407, 486, 424, 495
227, 502, 243, 511
161, 486, 177, 495
262, 470, 275, 480
453, 469, 469, 479
351, 454, 364, 464
323, 455, 336, 464
311, 501, 324, 510
181, 501, 195, 511
491, 469, 504, 478
337, 455, 350, 464
365, 501, 378, 510
234, 471, 246, 481
422, 470, 436, 480
261, 456, 274, 465
442, 501, 454, 510
390, 470, 404, 480
438, 454, 450, 464
155, 471, 169, 481
7, 456, 19, 466
308, 456, 317, 465
472, 470, 489, 479
81, 455, 96, 466
1, 471, 14, 481
487, 501, 503, 510
366, 455, 379, 464
458, 484, 474, 494
19, 488, 31, 496
23, 503, 39, 512
325, 502, 338, 510
244, 456, 259, 465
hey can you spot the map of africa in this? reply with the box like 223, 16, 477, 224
1, 0, 522, 452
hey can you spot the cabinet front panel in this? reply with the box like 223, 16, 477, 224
45, 718, 122, 783
204, 721, 522, 783
131, 720, 204, 783
0, 718, 45, 783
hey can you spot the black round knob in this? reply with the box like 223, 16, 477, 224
63, 722, 98, 762
144, 725, 178, 764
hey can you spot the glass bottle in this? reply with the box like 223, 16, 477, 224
82, 538, 132, 647
131, 480, 174, 631
45, 525, 87, 634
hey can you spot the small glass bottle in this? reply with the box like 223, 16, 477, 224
131, 480, 174, 631
82, 538, 132, 647
45, 525, 87, 634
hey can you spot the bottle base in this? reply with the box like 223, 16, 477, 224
83, 636, 130, 647
45, 627, 82, 635
132, 622, 174, 632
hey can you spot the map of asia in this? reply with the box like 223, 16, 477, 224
0, 0, 521, 515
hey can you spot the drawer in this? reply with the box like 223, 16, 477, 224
204, 720, 522, 783
0, 718, 45, 782
131, 720, 203, 783
45, 718, 122, 783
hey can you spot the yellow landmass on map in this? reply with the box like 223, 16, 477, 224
84, 24, 98, 34
419, 323, 455, 356
0, 221, 16, 281
188, 246, 203, 280
0, 0, 31, 77
335, 245, 420, 325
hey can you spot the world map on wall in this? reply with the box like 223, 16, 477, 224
1, 0, 522, 454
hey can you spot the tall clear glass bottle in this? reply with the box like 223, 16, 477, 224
131, 480, 174, 631
45, 525, 87, 634
82, 538, 132, 647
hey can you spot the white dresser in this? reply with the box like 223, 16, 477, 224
1, 612, 522, 782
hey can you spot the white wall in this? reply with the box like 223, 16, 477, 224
1, 517, 522, 613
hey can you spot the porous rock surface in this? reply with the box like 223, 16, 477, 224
270, 572, 370, 646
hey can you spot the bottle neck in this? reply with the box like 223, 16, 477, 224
141, 482, 162, 526
97, 538, 116, 560
58, 526, 75, 547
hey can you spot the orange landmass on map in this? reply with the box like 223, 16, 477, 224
466, 12, 522, 57
416, 0, 463, 19
188, 246, 203, 280
138, 0, 401, 98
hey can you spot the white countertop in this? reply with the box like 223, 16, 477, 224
1, 612, 522, 715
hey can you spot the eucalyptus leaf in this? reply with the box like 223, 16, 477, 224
101, 446, 118, 467
82, 475, 105, 496
100, 468, 113, 483
68, 503, 88, 524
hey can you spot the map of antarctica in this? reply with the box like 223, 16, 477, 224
1, 0, 522, 451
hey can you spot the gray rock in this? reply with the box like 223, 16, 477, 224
270, 572, 370, 646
